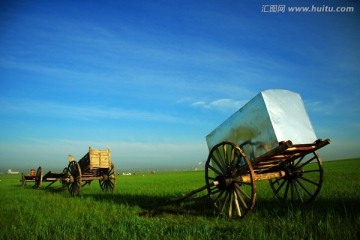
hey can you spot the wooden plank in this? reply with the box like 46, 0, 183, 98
251, 139, 331, 172
23, 176, 36, 181
254, 140, 293, 163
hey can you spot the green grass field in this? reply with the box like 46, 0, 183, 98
0, 159, 359, 240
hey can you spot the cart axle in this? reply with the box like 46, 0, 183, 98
213, 171, 286, 189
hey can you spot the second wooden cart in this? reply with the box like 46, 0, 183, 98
31, 147, 116, 195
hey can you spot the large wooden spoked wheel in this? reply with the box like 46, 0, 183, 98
269, 151, 324, 204
99, 163, 116, 192
33, 166, 43, 189
67, 161, 82, 196
205, 141, 256, 219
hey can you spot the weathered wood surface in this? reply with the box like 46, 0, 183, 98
78, 147, 112, 172
252, 138, 331, 174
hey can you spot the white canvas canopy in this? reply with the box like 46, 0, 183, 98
206, 89, 317, 159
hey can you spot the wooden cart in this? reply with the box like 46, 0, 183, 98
179, 90, 332, 219
21, 89, 331, 219
26, 147, 116, 195
20, 169, 36, 187
66, 147, 116, 195
204, 139, 330, 218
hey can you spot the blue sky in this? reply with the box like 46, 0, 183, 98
0, 0, 359, 172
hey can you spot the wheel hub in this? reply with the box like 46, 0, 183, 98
285, 165, 303, 180
215, 175, 234, 190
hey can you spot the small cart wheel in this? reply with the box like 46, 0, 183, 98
67, 161, 82, 196
269, 151, 323, 204
33, 166, 43, 189
205, 141, 256, 219
99, 163, 116, 192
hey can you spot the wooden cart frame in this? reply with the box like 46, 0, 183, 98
31, 167, 70, 190
23, 147, 116, 195
20, 169, 36, 187
204, 138, 330, 218
66, 147, 116, 195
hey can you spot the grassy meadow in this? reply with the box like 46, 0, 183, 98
0, 158, 359, 240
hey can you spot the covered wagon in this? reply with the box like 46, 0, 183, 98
204, 89, 330, 218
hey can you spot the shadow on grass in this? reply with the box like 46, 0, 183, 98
17, 182, 68, 193
83, 192, 216, 218
81, 191, 360, 220
18, 182, 359, 220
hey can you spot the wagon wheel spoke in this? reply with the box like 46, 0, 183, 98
223, 143, 234, 166
207, 176, 217, 181
234, 184, 248, 209
214, 148, 227, 173
67, 161, 82, 196
269, 151, 323, 204
230, 189, 243, 218
219, 190, 230, 215
234, 191, 241, 217
228, 190, 234, 218
100, 178, 115, 192
293, 179, 304, 203
213, 188, 226, 202
302, 169, 321, 174
207, 164, 223, 176
205, 142, 256, 219
290, 180, 295, 202
294, 156, 305, 168
99, 163, 116, 192
69, 181, 81, 196
231, 151, 243, 170
69, 180, 81, 196
210, 155, 226, 174
271, 176, 283, 186
296, 155, 316, 169
234, 182, 251, 202
271, 178, 286, 195
298, 176, 320, 186
209, 184, 224, 198
283, 180, 290, 201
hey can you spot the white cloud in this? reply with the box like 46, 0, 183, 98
191, 98, 244, 111
209, 99, 242, 108
191, 101, 206, 107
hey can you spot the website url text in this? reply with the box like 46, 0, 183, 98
261, 5, 355, 13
